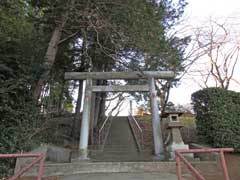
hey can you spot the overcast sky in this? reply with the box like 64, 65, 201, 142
169, 0, 240, 105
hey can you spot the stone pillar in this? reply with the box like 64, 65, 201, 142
79, 78, 92, 160
148, 77, 165, 160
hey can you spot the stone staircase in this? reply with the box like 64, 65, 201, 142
90, 116, 152, 162
62, 172, 180, 180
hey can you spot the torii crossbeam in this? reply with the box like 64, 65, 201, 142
65, 71, 174, 80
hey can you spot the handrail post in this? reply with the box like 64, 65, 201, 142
219, 149, 231, 180
175, 152, 182, 180
37, 154, 45, 180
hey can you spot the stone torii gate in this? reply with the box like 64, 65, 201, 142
65, 71, 175, 160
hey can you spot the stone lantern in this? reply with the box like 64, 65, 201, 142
162, 111, 190, 159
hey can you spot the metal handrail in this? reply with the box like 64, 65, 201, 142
0, 153, 45, 180
99, 115, 110, 134
128, 111, 144, 151
175, 148, 234, 180
128, 111, 142, 133
98, 112, 113, 148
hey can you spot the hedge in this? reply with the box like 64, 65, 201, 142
191, 88, 240, 151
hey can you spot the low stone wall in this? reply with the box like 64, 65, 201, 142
138, 120, 154, 152
189, 143, 218, 161
14, 145, 71, 174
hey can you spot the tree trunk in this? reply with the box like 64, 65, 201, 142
90, 80, 96, 144
99, 92, 106, 122
58, 80, 66, 113
33, 23, 65, 102
90, 89, 96, 144
93, 92, 101, 127
33, 0, 76, 102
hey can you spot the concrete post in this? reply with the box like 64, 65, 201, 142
79, 78, 92, 160
148, 77, 165, 160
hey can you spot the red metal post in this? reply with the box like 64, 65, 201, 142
37, 154, 45, 180
176, 151, 206, 180
177, 148, 233, 154
175, 152, 182, 180
8, 155, 42, 180
175, 148, 234, 180
0, 153, 42, 159
219, 150, 231, 180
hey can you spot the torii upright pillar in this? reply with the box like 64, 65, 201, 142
149, 77, 165, 160
79, 78, 92, 160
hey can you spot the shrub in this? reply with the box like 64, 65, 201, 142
0, 3, 44, 175
0, 63, 41, 176
191, 88, 240, 151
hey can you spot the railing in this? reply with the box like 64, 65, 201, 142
128, 112, 144, 152
175, 148, 234, 180
98, 112, 113, 150
0, 153, 45, 180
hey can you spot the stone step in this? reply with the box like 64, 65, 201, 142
25, 161, 176, 177
102, 150, 138, 153
90, 157, 153, 162
23, 161, 220, 177
103, 147, 136, 151
104, 145, 135, 148
72, 150, 143, 159
90, 154, 150, 160
89, 150, 154, 162
95, 153, 139, 158
89, 149, 151, 154
62, 172, 182, 180
89, 151, 153, 162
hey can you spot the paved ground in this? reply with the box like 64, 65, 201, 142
62, 172, 179, 180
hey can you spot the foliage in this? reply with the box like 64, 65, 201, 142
0, 1, 46, 176
31, 0, 190, 115
32, 0, 189, 74
180, 116, 196, 127
191, 88, 240, 151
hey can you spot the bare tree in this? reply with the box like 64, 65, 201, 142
155, 79, 172, 114
186, 18, 240, 89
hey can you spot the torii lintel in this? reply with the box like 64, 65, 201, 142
65, 71, 175, 80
